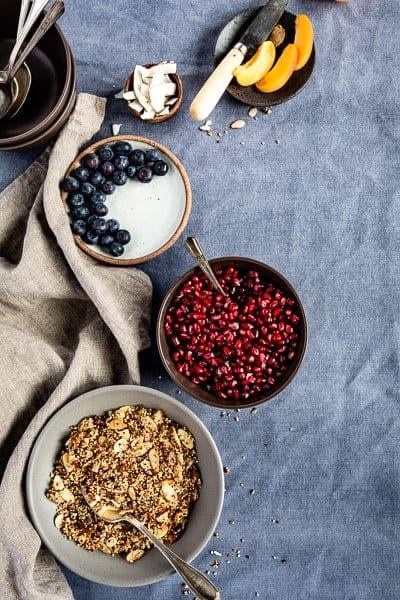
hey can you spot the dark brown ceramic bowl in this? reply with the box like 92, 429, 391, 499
2, 59, 76, 151
124, 63, 183, 123
0, 0, 73, 148
215, 8, 315, 107
157, 257, 307, 409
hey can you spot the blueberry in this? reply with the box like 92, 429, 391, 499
126, 165, 137, 178
129, 149, 146, 167
93, 203, 108, 216
99, 144, 114, 161
90, 217, 107, 235
87, 215, 98, 227
83, 152, 100, 170
145, 149, 160, 165
71, 219, 87, 236
152, 160, 169, 176
114, 229, 131, 245
113, 141, 131, 155
90, 171, 105, 186
100, 161, 115, 177
80, 182, 95, 196
113, 155, 129, 171
67, 192, 85, 209
109, 241, 124, 257
89, 190, 106, 205
61, 176, 80, 193
106, 218, 120, 234
71, 206, 90, 220
98, 233, 114, 246
72, 165, 90, 182
136, 166, 153, 183
113, 170, 128, 186
83, 230, 99, 245
101, 181, 115, 195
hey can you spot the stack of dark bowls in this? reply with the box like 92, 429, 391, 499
0, 0, 76, 151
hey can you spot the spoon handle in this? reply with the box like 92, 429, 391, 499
16, 0, 32, 39
124, 514, 221, 600
185, 237, 227, 296
7, 0, 50, 76
9, 1, 65, 82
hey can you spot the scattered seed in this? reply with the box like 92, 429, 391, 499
199, 119, 212, 131
111, 123, 122, 135
250, 489, 256, 495
212, 560, 220, 568
220, 411, 226, 417
240, 482, 244, 487
226, 559, 231, 564
234, 416, 240, 422
248, 107, 258, 118
272, 519, 279, 524
255, 593, 260, 597
260, 141, 265, 145
223, 466, 231, 474
230, 119, 246, 129
207, 130, 213, 136
229, 519, 236, 525
241, 455, 246, 460
275, 139, 280, 144
239, 141, 245, 145
240, 538, 245, 543
250, 407, 258, 414
263, 106, 272, 114
214, 531, 220, 538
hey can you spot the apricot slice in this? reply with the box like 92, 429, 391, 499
294, 14, 314, 71
255, 43, 298, 93
233, 40, 276, 87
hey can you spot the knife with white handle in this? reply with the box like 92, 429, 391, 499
189, 0, 288, 121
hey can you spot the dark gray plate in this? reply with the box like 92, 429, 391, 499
215, 8, 315, 107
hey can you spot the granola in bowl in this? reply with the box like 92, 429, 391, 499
46, 404, 202, 562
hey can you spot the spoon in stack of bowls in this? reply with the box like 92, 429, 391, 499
0, 0, 76, 150
0, 0, 65, 120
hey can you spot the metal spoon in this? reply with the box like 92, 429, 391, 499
81, 488, 221, 600
2, 62, 31, 120
0, 1, 65, 119
185, 237, 227, 296
0, 0, 51, 84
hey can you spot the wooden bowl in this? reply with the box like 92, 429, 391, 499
123, 63, 183, 123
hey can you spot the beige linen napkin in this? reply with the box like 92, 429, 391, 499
0, 93, 152, 599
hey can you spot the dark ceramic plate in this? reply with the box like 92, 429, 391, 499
0, 1, 71, 143
215, 8, 315, 107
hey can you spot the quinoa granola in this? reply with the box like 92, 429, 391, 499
46, 404, 202, 562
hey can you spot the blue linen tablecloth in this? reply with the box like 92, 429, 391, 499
1, 0, 400, 598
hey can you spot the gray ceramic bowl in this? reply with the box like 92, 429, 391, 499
157, 257, 307, 409
26, 385, 224, 587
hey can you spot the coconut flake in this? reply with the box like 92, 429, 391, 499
126, 61, 179, 119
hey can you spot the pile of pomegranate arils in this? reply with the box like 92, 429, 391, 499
164, 265, 301, 402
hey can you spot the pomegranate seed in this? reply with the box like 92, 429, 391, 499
164, 265, 301, 401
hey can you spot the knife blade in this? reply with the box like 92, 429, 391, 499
189, 0, 289, 121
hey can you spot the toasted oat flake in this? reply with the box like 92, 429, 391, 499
46, 405, 201, 562
230, 119, 246, 129
248, 107, 258, 118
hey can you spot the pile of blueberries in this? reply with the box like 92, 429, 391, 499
61, 141, 169, 258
